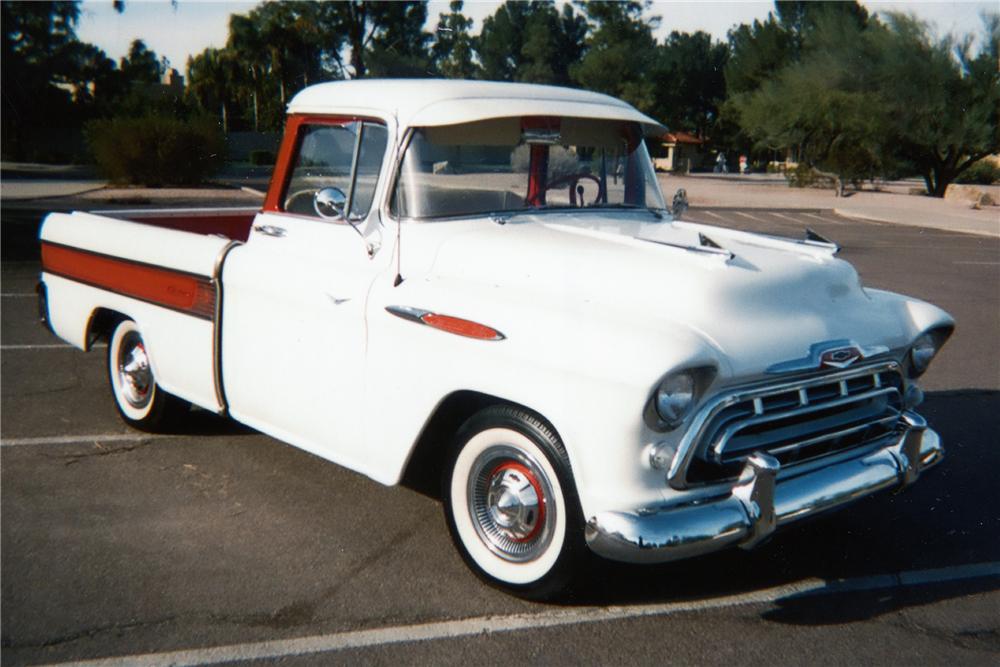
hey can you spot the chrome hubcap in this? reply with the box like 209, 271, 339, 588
118, 331, 152, 409
468, 445, 554, 562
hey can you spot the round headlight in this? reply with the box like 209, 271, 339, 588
910, 334, 937, 376
655, 371, 695, 429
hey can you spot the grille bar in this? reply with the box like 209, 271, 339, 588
766, 413, 900, 458
708, 386, 902, 463
671, 362, 906, 488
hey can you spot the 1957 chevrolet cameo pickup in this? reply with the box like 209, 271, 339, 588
39, 80, 954, 597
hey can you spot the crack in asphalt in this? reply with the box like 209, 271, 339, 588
884, 611, 1000, 654
42, 440, 153, 466
2, 615, 179, 650
218, 510, 436, 632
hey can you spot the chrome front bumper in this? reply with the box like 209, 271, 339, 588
585, 412, 943, 564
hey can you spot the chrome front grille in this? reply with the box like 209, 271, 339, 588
684, 363, 904, 485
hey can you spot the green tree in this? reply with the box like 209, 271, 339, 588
320, 1, 430, 79
732, 9, 1000, 196
520, 3, 587, 84
224, 2, 348, 130
723, 1, 874, 164
365, 1, 432, 77
186, 47, 240, 132
570, 0, 659, 112
1, 1, 81, 158
774, 0, 869, 58
725, 15, 793, 97
55, 40, 122, 110
652, 31, 728, 138
477, 1, 585, 85
120, 38, 164, 84
227, 12, 269, 131
877, 13, 1000, 196
733, 12, 889, 193
432, 1, 479, 79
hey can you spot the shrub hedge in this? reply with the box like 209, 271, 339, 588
86, 116, 224, 186
955, 160, 1000, 186
248, 149, 276, 166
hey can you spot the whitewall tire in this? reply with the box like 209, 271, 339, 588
444, 405, 585, 599
107, 319, 188, 431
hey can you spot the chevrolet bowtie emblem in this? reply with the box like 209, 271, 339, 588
766, 340, 890, 374
819, 346, 862, 368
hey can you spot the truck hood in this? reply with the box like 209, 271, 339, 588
420, 214, 913, 377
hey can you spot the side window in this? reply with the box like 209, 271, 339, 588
283, 121, 388, 219
349, 124, 388, 218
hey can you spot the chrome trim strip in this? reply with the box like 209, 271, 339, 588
90, 206, 261, 219
667, 361, 901, 490
384, 305, 507, 341
639, 236, 735, 261
587, 413, 941, 564
385, 304, 430, 324
766, 339, 891, 374
804, 227, 839, 253
708, 386, 902, 463
344, 122, 365, 221
211, 240, 243, 415
760, 414, 900, 459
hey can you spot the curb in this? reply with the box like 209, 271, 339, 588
834, 208, 1000, 238
1, 185, 108, 202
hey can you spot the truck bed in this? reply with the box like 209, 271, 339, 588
38, 207, 258, 414
93, 207, 259, 242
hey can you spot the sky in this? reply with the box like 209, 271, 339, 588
75, 0, 998, 76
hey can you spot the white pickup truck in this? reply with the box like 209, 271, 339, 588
39, 80, 954, 598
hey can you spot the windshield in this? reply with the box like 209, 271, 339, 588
391, 117, 666, 219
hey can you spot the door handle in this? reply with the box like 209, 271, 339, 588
254, 224, 286, 238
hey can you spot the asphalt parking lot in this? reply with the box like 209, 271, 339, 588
2, 207, 998, 665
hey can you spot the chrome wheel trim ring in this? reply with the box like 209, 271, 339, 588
117, 331, 153, 409
467, 444, 555, 563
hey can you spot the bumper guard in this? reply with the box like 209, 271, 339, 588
585, 412, 941, 564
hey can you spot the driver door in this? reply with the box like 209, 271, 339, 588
221, 118, 391, 473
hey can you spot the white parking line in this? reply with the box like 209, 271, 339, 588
734, 211, 767, 223
42, 561, 1000, 667
802, 212, 845, 225
0, 433, 167, 447
1, 293, 34, 297
770, 212, 805, 224
701, 210, 728, 221
953, 261, 1000, 266
0, 343, 105, 351
2, 343, 73, 350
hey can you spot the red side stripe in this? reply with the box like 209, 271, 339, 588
41, 243, 216, 320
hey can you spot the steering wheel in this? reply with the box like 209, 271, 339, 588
284, 189, 319, 216
545, 172, 604, 207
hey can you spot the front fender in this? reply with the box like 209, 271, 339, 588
866, 288, 955, 343
362, 275, 726, 517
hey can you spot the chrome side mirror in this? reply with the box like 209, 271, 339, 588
671, 188, 689, 219
314, 187, 347, 220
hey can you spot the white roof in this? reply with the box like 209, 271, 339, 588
288, 79, 667, 136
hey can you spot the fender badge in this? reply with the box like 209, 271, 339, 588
766, 340, 889, 374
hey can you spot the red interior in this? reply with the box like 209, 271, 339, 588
124, 212, 257, 242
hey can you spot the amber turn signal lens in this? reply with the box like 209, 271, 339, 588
420, 313, 504, 341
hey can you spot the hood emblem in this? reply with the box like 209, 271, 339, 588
820, 346, 862, 368
767, 340, 889, 374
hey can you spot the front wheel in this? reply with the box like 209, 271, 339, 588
443, 405, 586, 599
108, 319, 189, 431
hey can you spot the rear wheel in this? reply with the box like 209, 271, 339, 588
107, 319, 188, 431
443, 405, 585, 599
